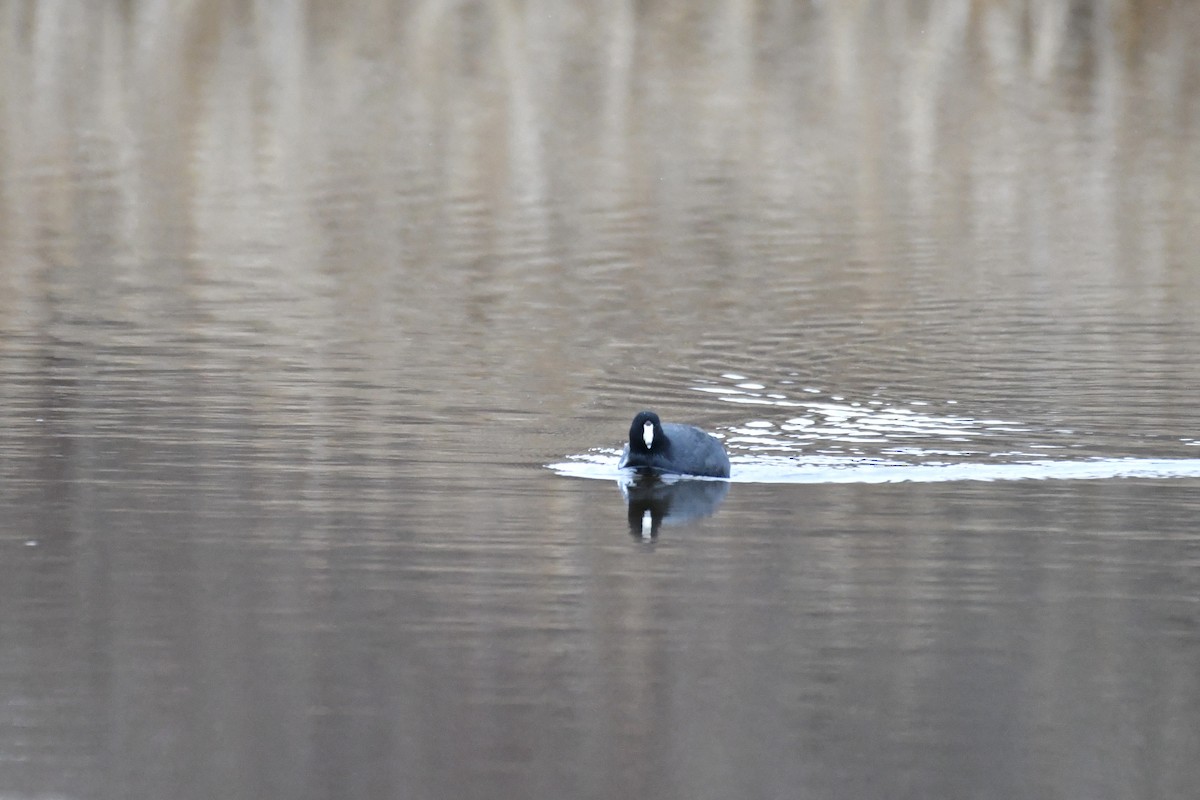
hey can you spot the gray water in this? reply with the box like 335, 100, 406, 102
3, 3, 1200, 799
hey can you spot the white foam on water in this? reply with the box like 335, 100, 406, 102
549, 453, 1200, 484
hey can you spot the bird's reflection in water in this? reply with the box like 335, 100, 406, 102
619, 473, 730, 541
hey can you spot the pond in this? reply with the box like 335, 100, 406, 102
2, 3, 1199, 799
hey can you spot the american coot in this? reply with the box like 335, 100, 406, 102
618, 410, 731, 478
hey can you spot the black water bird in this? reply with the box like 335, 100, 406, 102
618, 410, 731, 478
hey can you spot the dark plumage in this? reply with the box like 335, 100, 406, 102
618, 410, 731, 478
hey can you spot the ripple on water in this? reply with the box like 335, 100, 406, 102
552, 376, 1200, 484
548, 452, 1200, 484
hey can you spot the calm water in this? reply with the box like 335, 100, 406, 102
3, 2, 1200, 799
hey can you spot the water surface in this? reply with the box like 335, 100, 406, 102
2, 3, 1200, 800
